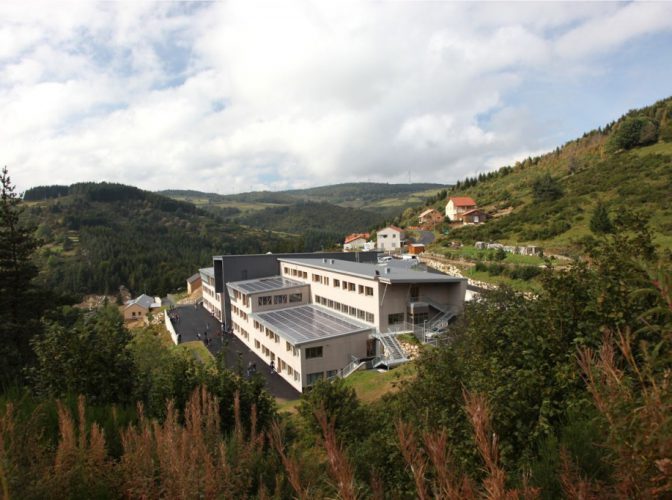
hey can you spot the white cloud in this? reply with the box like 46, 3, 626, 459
1, 1, 672, 194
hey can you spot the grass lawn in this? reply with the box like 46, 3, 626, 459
276, 363, 417, 413
342, 363, 416, 403
179, 341, 214, 364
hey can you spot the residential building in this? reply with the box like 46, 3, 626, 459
123, 294, 161, 322
200, 267, 223, 321
186, 272, 202, 294
445, 196, 477, 221
418, 208, 444, 225
224, 257, 466, 392
461, 208, 487, 224
343, 232, 370, 251
377, 226, 405, 251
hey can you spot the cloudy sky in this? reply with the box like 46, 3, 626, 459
3, 1, 672, 194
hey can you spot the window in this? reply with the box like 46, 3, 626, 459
365, 312, 375, 323
274, 333, 280, 343
307, 372, 324, 385
348, 283, 356, 292
349, 306, 357, 317
287, 366, 293, 376
273, 295, 287, 305
294, 371, 300, 382
388, 313, 404, 325
254, 340, 260, 349
286, 341, 292, 352
302, 271, 308, 279
357, 309, 365, 320
324, 277, 329, 286
289, 293, 303, 303
305, 346, 323, 359
365, 287, 373, 296
312, 273, 320, 282
358, 285, 364, 294
334, 279, 340, 287
284, 267, 289, 275
327, 299, 333, 308
326, 369, 338, 379
342, 281, 347, 290
258, 296, 272, 306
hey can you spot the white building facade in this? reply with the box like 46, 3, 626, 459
200, 267, 223, 322
376, 226, 405, 252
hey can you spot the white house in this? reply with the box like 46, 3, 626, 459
445, 197, 477, 221
376, 226, 405, 251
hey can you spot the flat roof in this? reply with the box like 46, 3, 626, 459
227, 276, 305, 294
199, 267, 215, 278
254, 304, 371, 346
278, 258, 466, 285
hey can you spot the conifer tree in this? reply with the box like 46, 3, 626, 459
0, 166, 40, 383
590, 202, 613, 234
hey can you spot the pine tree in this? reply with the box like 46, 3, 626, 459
590, 202, 613, 234
0, 166, 41, 383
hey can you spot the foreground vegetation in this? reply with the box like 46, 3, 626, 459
3, 163, 672, 497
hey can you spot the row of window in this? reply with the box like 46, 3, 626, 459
314, 295, 375, 324
232, 321, 249, 339
231, 289, 250, 306
285, 267, 309, 279
231, 305, 248, 321
254, 339, 301, 382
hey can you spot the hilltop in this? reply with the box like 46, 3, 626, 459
402, 96, 672, 255
21, 183, 301, 297
159, 182, 449, 220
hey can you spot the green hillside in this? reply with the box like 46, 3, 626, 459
159, 182, 450, 219
21, 183, 301, 297
236, 200, 386, 236
409, 96, 672, 255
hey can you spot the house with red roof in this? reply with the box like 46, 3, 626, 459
445, 196, 478, 222
418, 208, 444, 226
343, 232, 370, 251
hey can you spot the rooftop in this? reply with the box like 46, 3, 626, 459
125, 294, 158, 310
279, 258, 465, 285
199, 267, 215, 278
448, 196, 477, 207
187, 272, 201, 283
254, 304, 371, 346
227, 276, 305, 294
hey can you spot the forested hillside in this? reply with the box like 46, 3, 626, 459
21, 183, 301, 296
403, 96, 672, 254
160, 182, 450, 221
235, 200, 386, 238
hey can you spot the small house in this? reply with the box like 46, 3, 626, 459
445, 197, 477, 222
187, 272, 202, 294
418, 208, 444, 226
461, 209, 487, 225
377, 226, 405, 251
343, 233, 370, 251
123, 294, 161, 322
408, 243, 425, 255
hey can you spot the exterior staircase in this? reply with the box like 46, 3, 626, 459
372, 333, 409, 368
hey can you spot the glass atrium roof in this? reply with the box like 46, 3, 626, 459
228, 276, 305, 294
254, 305, 371, 345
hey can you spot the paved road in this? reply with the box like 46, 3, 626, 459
417, 230, 436, 245
169, 304, 301, 401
